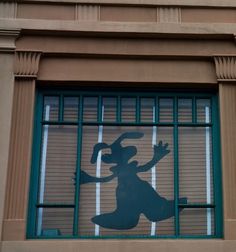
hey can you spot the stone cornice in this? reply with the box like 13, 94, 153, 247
214, 56, 236, 82
14, 0, 236, 8
1, 19, 236, 38
14, 50, 42, 78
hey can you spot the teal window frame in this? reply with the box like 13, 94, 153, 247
27, 88, 223, 239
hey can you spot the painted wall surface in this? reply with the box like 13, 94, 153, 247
0, 54, 15, 242
2, 240, 236, 252
0, 1, 236, 252
0, 28, 19, 244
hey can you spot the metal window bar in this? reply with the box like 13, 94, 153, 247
95, 101, 104, 236
73, 95, 83, 235
59, 95, 64, 122
211, 96, 222, 237
37, 203, 75, 208
178, 204, 215, 209
150, 105, 157, 236
192, 97, 196, 123
136, 96, 140, 123
205, 106, 212, 235
173, 97, 179, 236
41, 121, 213, 127
117, 96, 121, 123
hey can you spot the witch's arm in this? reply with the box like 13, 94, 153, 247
80, 170, 116, 184
137, 141, 170, 173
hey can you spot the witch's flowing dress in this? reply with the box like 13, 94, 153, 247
91, 164, 187, 230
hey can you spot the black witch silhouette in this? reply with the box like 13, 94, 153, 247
80, 132, 187, 230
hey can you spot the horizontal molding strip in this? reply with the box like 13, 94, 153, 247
2, 19, 236, 37
16, 0, 236, 8
36, 52, 214, 60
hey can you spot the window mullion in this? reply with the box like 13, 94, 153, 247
59, 95, 64, 122
155, 96, 158, 123
192, 96, 196, 123
27, 92, 44, 238
73, 95, 83, 236
98, 96, 102, 123
211, 96, 223, 237
36, 203, 75, 208
95, 95, 104, 236
117, 96, 121, 123
174, 96, 180, 237
136, 96, 140, 123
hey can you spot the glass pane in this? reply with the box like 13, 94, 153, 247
79, 126, 174, 236
83, 97, 98, 122
37, 208, 74, 236
38, 125, 77, 204
159, 98, 173, 122
179, 127, 213, 204
64, 97, 79, 121
79, 126, 98, 236
179, 208, 215, 236
197, 99, 211, 123
140, 98, 155, 123
121, 98, 136, 122
103, 97, 116, 122
43, 96, 59, 121
178, 98, 192, 123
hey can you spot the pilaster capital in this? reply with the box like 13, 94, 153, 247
14, 50, 42, 78
0, 28, 20, 53
214, 55, 236, 82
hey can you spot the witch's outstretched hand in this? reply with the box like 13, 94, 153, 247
153, 141, 170, 161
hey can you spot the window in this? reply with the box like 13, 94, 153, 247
27, 89, 222, 238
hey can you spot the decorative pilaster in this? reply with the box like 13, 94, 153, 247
0, 28, 19, 242
3, 51, 42, 241
75, 4, 100, 21
158, 7, 181, 23
214, 56, 236, 81
214, 55, 236, 239
219, 83, 236, 239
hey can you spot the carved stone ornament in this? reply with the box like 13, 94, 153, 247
0, 2, 17, 19
14, 51, 42, 78
158, 7, 181, 23
214, 56, 236, 81
76, 4, 100, 21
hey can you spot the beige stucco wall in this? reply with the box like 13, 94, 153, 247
0, 53, 14, 235
2, 240, 236, 252
0, 54, 15, 252
1, 1, 236, 252
37, 58, 217, 83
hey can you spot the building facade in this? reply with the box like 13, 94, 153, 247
0, 0, 236, 251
